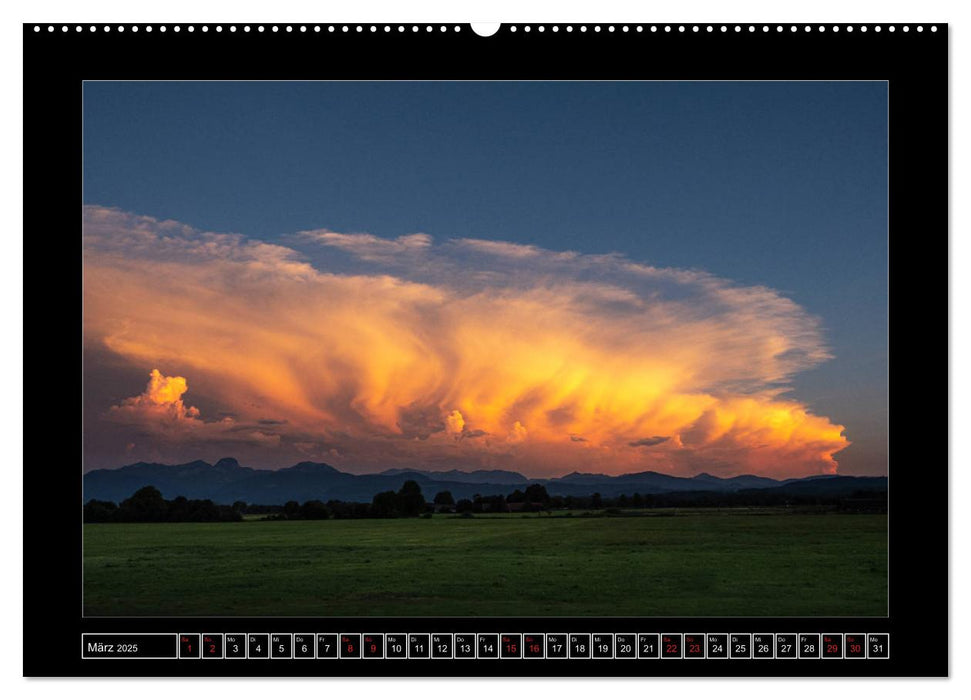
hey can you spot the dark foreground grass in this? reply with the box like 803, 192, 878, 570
83, 511, 887, 617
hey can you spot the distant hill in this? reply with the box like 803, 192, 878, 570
548, 469, 782, 493
741, 475, 888, 496
377, 468, 529, 485
82, 458, 886, 505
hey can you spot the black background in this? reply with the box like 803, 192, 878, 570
23, 22, 947, 677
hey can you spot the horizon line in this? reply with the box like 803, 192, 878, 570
83, 456, 887, 481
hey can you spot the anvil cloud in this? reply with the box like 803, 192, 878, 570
83, 206, 849, 477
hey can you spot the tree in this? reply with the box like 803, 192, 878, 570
186, 498, 221, 522
433, 490, 455, 506
507, 488, 526, 503
371, 490, 398, 518
83, 499, 117, 523
300, 499, 329, 520
396, 480, 425, 517
455, 498, 474, 513
524, 483, 550, 504
591, 492, 603, 509
166, 495, 190, 521
283, 500, 301, 519
118, 485, 167, 522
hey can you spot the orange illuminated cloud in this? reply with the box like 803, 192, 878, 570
83, 206, 849, 477
107, 368, 280, 448
109, 369, 199, 422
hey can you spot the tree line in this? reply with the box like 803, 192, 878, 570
84, 480, 549, 523
84, 479, 887, 523
83, 486, 242, 523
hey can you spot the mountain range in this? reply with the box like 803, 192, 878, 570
82, 458, 888, 505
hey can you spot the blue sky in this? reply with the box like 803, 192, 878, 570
83, 81, 887, 475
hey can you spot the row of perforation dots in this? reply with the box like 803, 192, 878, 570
33, 24, 939, 34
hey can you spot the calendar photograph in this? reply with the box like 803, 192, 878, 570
80, 79, 889, 618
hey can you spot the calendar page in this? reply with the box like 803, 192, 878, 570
22, 20, 945, 678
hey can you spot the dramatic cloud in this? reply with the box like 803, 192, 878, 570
83, 206, 849, 477
445, 410, 466, 436
110, 369, 200, 422
107, 368, 281, 450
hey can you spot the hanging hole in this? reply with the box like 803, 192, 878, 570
471, 23, 500, 37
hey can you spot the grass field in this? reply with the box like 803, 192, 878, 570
83, 510, 887, 617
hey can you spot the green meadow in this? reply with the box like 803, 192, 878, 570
83, 510, 887, 617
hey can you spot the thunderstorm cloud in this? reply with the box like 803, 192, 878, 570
83, 206, 849, 477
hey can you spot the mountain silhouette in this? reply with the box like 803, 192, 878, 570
82, 458, 886, 505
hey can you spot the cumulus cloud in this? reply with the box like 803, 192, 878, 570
107, 368, 281, 449
84, 206, 849, 477
445, 409, 466, 436
109, 369, 200, 422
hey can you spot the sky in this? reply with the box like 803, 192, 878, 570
82, 81, 888, 478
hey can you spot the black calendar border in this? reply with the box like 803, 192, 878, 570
23, 22, 947, 677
